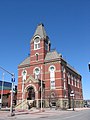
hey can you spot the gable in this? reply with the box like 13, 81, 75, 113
25, 75, 39, 84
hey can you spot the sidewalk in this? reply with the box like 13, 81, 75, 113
67, 107, 90, 111
0, 107, 90, 119
14, 107, 90, 115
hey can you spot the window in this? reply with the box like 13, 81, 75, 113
34, 37, 40, 50
45, 43, 48, 51
62, 66, 65, 79
67, 73, 70, 84
35, 53, 39, 61
34, 67, 40, 79
64, 81, 66, 90
71, 75, 73, 85
62, 66, 65, 72
49, 65, 55, 90
77, 79, 79, 88
74, 78, 76, 87
22, 70, 27, 81
49, 66, 55, 72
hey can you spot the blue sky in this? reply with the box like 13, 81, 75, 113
0, 0, 90, 100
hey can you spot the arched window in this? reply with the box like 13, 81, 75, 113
71, 75, 73, 86
49, 65, 55, 90
35, 53, 39, 61
62, 66, 65, 79
77, 79, 79, 88
67, 73, 70, 84
74, 77, 76, 87
22, 70, 27, 81
34, 67, 40, 79
34, 37, 40, 50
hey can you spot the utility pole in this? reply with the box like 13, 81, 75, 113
1, 73, 4, 108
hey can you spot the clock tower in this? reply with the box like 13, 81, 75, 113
30, 23, 51, 65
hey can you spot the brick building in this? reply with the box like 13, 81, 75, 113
0, 81, 17, 107
17, 23, 83, 109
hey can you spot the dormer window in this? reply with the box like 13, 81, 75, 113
34, 37, 40, 50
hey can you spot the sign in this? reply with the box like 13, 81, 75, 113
11, 78, 15, 82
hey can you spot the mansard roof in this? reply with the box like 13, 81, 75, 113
18, 56, 30, 67
18, 51, 80, 76
18, 51, 60, 67
45, 50, 60, 61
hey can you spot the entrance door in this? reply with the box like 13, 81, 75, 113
27, 86, 35, 100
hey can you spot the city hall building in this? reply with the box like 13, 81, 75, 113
17, 23, 83, 109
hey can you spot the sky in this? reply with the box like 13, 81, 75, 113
0, 0, 90, 100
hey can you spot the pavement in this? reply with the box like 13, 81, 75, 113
14, 107, 90, 115
0, 107, 90, 120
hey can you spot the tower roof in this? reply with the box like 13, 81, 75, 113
34, 23, 47, 38
31, 23, 49, 43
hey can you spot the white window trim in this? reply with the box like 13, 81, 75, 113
33, 67, 40, 79
71, 75, 73, 86
33, 35, 41, 40
49, 65, 56, 72
67, 73, 70, 84
22, 69, 27, 81
34, 36, 41, 50
33, 67, 40, 75
77, 79, 79, 88
74, 78, 76, 87
64, 81, 66, 90
49, 65, 56, 90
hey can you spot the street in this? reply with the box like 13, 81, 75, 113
0, 108, 90, 120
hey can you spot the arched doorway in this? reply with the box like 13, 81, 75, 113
26, 86, 36, 107
27, 86, 35, 100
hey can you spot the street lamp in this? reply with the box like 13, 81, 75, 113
88, 62, 90, 72
70, 90, 75, 111
10, 74, 15, 116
